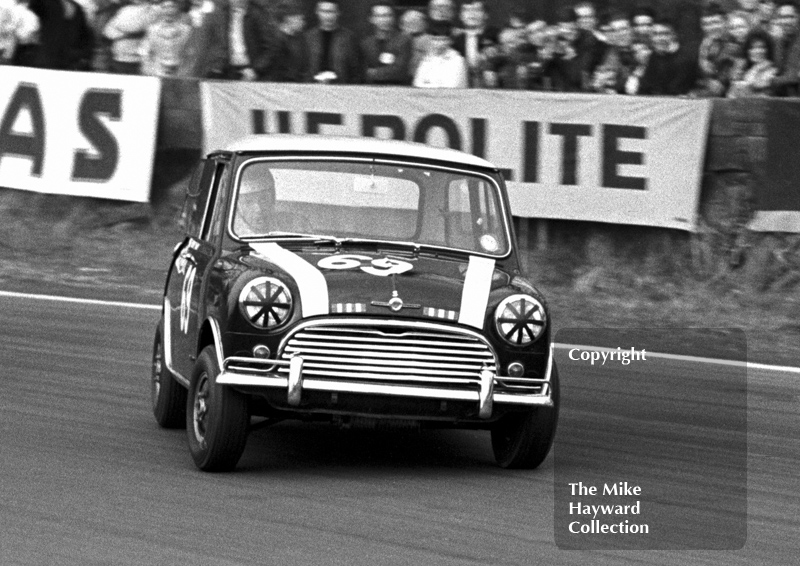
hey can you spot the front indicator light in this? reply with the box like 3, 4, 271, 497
507, 362, 525, 377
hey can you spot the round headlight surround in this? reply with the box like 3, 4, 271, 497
494, 294, 547, 346
238, 276, 293, 330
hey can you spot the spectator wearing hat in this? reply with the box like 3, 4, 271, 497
413, 19, 466, 88
140, 0, 193, 76
305, 0, 361, 83
27, 0, 94, 70
361, 1, 412, 85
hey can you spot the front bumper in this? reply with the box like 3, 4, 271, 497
216, 348, 555, 420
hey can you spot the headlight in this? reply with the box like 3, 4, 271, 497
239, 277, 293, 329
494, 294, 546, 346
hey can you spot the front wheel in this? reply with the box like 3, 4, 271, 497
491, 362, 560, 469
186, 346, 250, 472
151, 323, 186, 428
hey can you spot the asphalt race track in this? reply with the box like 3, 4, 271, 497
1, 293, 798, 565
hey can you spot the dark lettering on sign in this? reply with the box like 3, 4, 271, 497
306, 112, 342, 134
413, 113, 462, 150
72, 89, 122, 182
277, 111, 292, 133
361, 114, 405, 139
550, 123, 592, 185
602, 125, 647, 190
0, 82, 46, 176
522, 121, 539, 183
251, 110, 293, 134
251, 109, 266, 134
471, 118, 486, 157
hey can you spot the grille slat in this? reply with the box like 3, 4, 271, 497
288, 335, 488, 350
284, 345, 493, 362
277, 368, 477, 384
280, 322, 497, 388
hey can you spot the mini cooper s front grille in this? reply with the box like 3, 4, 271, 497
278, 320, 497, 388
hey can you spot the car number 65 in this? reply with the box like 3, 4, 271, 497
318, 254, 413, 276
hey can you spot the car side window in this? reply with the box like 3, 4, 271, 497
182, 159, 217, 239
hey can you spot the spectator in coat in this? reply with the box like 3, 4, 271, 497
305, 0, 360, 83
452, 0, 498, 87
27, 0, 94, 70
572, 1, 607, 80
263, 0, 306, 81
728, 28, 778, 96
692, 1, 733, 96
103, 0, 159, 74
770, 0, 800, 95
639, 18, 696, 95
413, 19, 466, 88
619, 40, 652, 94
243, 0, 280, 80
410, 0, 455, 75
140, 0, 193, 76
361, 0, 412, 85
185, 0, 231, 79
0, 0, 39, 63
543, 7, 585, 92
591, 11, 634, 93
725, 10, 753, 79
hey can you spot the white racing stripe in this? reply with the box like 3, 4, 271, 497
458, 256, 495, 329
250, 242, 329, 317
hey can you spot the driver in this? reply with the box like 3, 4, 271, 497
234, 167, 275, 236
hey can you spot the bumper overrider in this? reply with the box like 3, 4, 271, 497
216, 318, 554, 419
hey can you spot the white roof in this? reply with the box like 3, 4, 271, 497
222, 134, 496, 169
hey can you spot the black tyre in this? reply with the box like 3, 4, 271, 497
151, 323, 187, 428
491, 362, 560, 469
186, 346, 249, 472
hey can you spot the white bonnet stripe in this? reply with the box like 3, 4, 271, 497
458, 256, 495, 329
250, 243, 329, 317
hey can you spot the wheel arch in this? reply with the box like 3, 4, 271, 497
197, 317, 225, 370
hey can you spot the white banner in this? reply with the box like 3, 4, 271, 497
0, 67, 161, 202
201, 83, 711, 230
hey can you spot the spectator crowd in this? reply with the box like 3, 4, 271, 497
1, 0, 800, 97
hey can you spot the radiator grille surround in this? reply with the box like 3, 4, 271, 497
278, 319, 498, 389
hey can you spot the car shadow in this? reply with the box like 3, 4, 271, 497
236, 421, 503, 474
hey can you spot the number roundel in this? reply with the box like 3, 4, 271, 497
238, 277, 293, 329
494, 294, 547, 346
317, 254, 413, 277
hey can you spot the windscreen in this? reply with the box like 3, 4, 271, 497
231, 159, 509, 256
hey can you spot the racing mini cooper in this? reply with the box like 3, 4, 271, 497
152, 134, 558, 472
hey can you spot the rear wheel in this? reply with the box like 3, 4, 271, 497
491, 362, 560, 469
151, 323, 186, 428
186, 346, 249, 472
